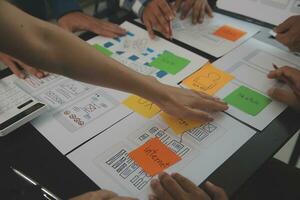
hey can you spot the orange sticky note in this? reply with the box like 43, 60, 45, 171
129, 137, 181, 176
123, 95, 160, 118
213, 25, 246, 42
183, 63, 234, 95
160, 112, 206, 135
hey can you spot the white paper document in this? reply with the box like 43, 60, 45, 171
68, 113, 256, 200
15, 74, 131, 154
218, 0, 300, 25
87, 21, 208, 86
212, 38, 300, 130
171, 12, 261, 57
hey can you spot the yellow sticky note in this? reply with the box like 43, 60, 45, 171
123, 95, 160, 118
160, 112, 206, 135
183, 63, 234, 95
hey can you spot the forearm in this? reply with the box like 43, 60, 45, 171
0, 1, 164, 102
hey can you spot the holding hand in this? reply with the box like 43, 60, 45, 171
143, 0, 175, 39
173, 0, 213, 24
268, 66, 300, 111
58, 12, 127, 38
274, 15, 300, 52
150, 172, 228, 200
0, 52, 48, 79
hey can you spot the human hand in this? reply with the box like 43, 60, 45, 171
70, 190, 137, 200
142, 0, 175, 39
268, 66, 300, 111
58, 12, 127, 38
0, 52, 48, 79
173, 0, 213, 24
148, 81, 228, 121
149, 172, 228, 200
274, 15, 300, 52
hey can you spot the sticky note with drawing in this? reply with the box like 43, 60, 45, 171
150, 51, 190, 75
160, 112, 206, 135
224, 86, 272, 116
213, 25, 246, 42
93, 44, 113, 57
183, 63, 234, 95
128, 137, 181, 176
123, 95, 160, 118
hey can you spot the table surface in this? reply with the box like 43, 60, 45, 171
1, 13, 300, 200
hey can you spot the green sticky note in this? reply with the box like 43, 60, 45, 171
150, 51, 190, 75
224, 86, 271, 116
93, 44, 113, 57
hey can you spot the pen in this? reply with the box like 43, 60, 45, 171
11, 167, 62, 200
168, 19, 173, 40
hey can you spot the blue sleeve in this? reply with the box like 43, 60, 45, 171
47, 0, 82, 19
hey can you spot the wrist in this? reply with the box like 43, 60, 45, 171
134, 76, 169, 105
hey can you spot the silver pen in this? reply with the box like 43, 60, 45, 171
11, 167, 62, 200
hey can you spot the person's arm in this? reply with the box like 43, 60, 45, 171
0, 1, 227, 120
48, 0, 126, 37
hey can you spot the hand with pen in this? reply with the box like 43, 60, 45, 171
142, 0, 213, 39
173, 0, 213, 24
143, 0, 175, 39
273, 15, 300, 52
268, 65, 300, 111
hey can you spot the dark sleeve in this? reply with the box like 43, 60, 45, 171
47, 0, 82, 20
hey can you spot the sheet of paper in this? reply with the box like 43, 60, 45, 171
182, 63, 234, 95
68, 112, 256, 200
168, 12, 261, 57
218, 0, 300, 25
123, 95, 160, 119
160, 112, 206, 135
87, 21, 208, 86
207, 38, 300, 130
128, 137, 181, 176
15, 73, 131, 154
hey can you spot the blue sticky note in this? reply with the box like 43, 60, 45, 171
156, 71, 168, 78
113, 37, 121, 42
127, 32, 135, 37
116, 51, 125, 55
147, 48, 154, 53
104, 42, 114, 48
129, 55, 139, 61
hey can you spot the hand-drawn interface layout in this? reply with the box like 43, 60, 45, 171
87, 21, 208, 86
68, 113, 256, 199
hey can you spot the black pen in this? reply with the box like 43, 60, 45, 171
11, 167, 62, 200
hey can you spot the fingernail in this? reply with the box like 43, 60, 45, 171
37, 72, 43, 78
267, 88, 274, 96
19, 73, 25, 79
149, 195, 157, 200
205, 181, 214, 186
150, 179, 159, 185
